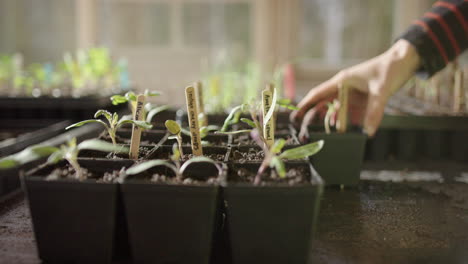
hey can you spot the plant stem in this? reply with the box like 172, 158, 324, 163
177, 134, 184, 157
108, 128, 117, 147
68, 158, 83, 180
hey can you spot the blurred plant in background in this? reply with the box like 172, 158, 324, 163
202, 61, 291, 114
0, 47, 130, 98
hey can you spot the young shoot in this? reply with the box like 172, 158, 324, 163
251, 131, 324, 185
110, 90, 161, 117
123, 143, 222, 182
324, 101, 338, 134
66, 109, 153, 147
0, 138, 129, 180
217, 87, 298, 135
165, 120, 184, 157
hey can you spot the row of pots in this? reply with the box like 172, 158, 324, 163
23, 127, 323, 264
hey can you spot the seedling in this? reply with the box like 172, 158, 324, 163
165, 120, 184, 157
250, 130, 324, 185
110, 90, 161, 117
0, 138, 129, 180
66, 110, 152, 147
217, 86, 297, 135
124, 143, 222, 182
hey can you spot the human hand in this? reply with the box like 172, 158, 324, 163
291, 39, 420, 137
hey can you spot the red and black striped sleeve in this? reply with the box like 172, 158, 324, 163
399, 0, 468, 78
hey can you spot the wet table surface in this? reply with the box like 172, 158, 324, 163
1, 170, 468, 264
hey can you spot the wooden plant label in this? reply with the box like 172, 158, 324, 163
262, 85, 275, 148
453, 69, 464, 113
129, 95, 146, 159
195, 81, 208, 127
337, 83, 348, 133
185, 86, 203, 156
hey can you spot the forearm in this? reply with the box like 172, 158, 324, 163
398, 0, 468, 78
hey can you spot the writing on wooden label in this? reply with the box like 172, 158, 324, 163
185, 86, 203, 156
195, 81, 208, 127
129, 95, 146, 159
262, 87, 275, 148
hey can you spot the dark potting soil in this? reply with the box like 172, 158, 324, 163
149, 174, 220, 185
231, 148, 265, 163
44, 165, 122, 183
148, 152, 226, 162
230, 164, 310, 186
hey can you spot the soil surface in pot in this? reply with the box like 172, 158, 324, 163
229, 164, 310, 186
127, 163, 222, 185
148, 152, 226, 162
41, 164, 123, 183
231, 148, 266, 163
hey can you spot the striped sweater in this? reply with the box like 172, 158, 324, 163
400, 0, 468, 77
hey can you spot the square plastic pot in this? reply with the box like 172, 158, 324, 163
121, 163, 222, 264
307, 132, 366, 186
224, 162, 323, 264
22, 159, 134, 264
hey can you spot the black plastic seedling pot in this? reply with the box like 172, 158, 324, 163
121, 162, 223, 264
224, 162, 323, 264
307, 132, 366, 186
22, 159, 134, 264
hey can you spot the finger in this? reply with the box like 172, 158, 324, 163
363, 90, 387, 137
291, 78, 340, 124
298, 102, 328, 143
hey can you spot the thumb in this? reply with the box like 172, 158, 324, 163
363, 89, 387, 137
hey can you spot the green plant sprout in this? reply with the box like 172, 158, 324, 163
217, 87, 298, 134
123, 143, 222, 182
165, 120, 184, 157
110, 90, 161, 116
66, 110, 153, 146
0, 138, 129, 180
250, 130, 324, 185
324, 102, 338, 134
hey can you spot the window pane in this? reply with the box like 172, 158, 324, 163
300, 0, 394, 63
182, 2, 251, 60
97, 1, 170, 46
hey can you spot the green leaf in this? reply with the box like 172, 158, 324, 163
277, 98, 299, 110
144, 90, 161, 97
125, 160, 177, 176
165, 120, 181, 135
125, 91, 137, 101
279, 140, 324, 160
110, 95, 128, 105
270, 156, 286, 178
94, 109, 112, 121
77, 139, 129, 153
215, 129, 252, 135
221, 104, 245, 132
240, 118, 256, 128
146, 105, 170, 123
66, 119, 108, 130
179, 156, 221, 176
117, 119, 153, 130
271, 139, 286, 154
0, 145, 59, 169
264, 87, 277, 127
47, 150, 64, 164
